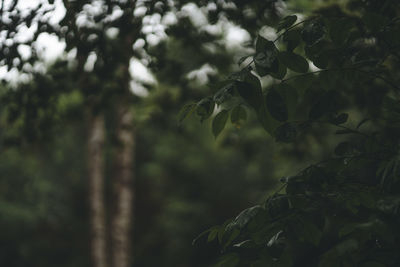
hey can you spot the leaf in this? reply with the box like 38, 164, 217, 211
278, 51, 309, 73
327, 17, 354, 45
301, 20, 325, 46
230, 105, 247, 128
235, 72, 278, 134
227, 205, 263, 230
233, 240, 256, 248
212, 110, 229, 138
192, 228, 212, 245
214, 84, 234, 104
178, 103, 196, 124
266, 89, 288, 122
255, 35, 271, 52
267, 230, 284, 247
254, 52, 278, 71
235, 81, 263, 110
221, 228, 240, 250
254, 36, 279, 76
196, 97, 215, 122
304, 40, 332, 68
275, 83, 298, 120
277, 15, 297, 32
208, 226, 219, 242
269, 58, 287, 80
283, 29, 302, 51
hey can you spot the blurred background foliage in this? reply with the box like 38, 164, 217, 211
0, 0, 358, 266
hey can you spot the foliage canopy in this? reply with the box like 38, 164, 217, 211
188, 0, 400, 266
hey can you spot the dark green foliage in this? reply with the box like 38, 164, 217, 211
266, 89, 288, 122
278, 51, 309, 73
189, 0, 400, 266
196, 97, 215, 122
212, 110, 229, 138
277, 15, 298, 33
254, 38, 280, 76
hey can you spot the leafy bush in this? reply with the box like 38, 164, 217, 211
187, 0, 400, 266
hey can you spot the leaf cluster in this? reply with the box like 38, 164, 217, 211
186, 0, 400, 266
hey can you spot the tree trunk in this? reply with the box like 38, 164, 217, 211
88, 113, 108, 267
111, 104, 135, 267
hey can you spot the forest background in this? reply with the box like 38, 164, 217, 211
1, 0, 399, 267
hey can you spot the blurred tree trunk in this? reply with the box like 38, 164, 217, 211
111, 103, 135, 267
88, 112, 108, 267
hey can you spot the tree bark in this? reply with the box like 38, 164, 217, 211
111, 104, 135, 267
88, 113, 108, 267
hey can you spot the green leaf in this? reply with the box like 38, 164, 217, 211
277, 15, 297, 32
269, 58, 287, 80
304, 40, 332, 68
235, 81, 262, 110
227, 205, 262, 230
196, 97, 215, 122
235, 72, 278, 134
214, 83, 234, 105
192, 228, 213, 245
230, 105, 247, 128
301, 20, 325, 46
254, 52, 279, 73
208, 226, 219, 242
221, 228, 240, 249
266, 89, 288, 122
283, 29, 302, 51
178, 103, 196, 124
255, 35, 271, 52
327, 17, 354, 45
278, 51, 309, 73
275, 83, 298, 120
212, 110, 229, 138
233, 240, 256, 248
254, 38, 279, 76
